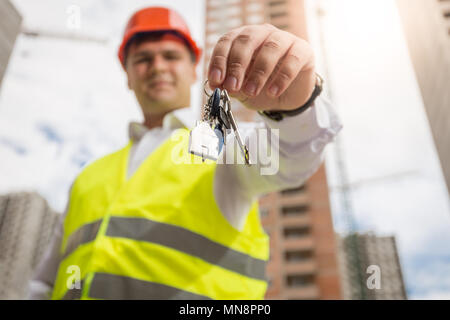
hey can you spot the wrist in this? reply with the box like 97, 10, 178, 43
259, 73, 323, 122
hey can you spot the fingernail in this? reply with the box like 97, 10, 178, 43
244, 82, 257, 96
209, 68, 221, 84
224, 76, 238, 91
269, 85, 279, 97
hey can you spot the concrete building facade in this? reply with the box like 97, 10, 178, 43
336, 233, 407, 300
204, 0, 341, 299
0, 0, 22, 89
396, 0, 450, 195
0, 192, 60, 299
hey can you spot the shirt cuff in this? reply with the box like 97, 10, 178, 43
258, 95, 343, 145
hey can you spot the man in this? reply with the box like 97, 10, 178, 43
29, 7, 342, 300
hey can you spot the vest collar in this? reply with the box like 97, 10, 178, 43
128, 107, 197, 143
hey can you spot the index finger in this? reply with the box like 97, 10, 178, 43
207, 27, 244, 88
207, 25, 274, 89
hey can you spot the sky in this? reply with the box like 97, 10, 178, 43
0, 0, 449, 299
305, 0, 450, 299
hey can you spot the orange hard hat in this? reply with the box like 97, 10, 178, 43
118, 7, 202, 68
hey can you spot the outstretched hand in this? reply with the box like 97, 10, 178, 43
207, 24, 316, 112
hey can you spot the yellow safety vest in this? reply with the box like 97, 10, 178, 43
52, 128, 269, 300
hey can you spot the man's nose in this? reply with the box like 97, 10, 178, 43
150, 54, 169, 72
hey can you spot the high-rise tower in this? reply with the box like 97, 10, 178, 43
0, 0, 22, 89
204, 0, 341, 299
396, 0, 450, 195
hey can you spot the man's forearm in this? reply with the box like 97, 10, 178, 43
213, 95, 342, 230
232, 95, 342, 198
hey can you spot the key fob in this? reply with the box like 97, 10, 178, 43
188, 121, 220, 161
210, 88, 221, 119
214, 123, 225, 154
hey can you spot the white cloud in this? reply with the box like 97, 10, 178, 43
307, 0, 450, 299
412, 292, 450, 300
1, 0, 448, 299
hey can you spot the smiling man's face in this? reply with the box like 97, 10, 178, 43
125, 33, 197, 116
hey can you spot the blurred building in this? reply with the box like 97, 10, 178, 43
204, 0, 341, 299
396, 0, 450, 195
0, 192, 60, 299
0, 0, 22, 89
336, 233, 407, 300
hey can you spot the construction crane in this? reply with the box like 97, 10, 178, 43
315, 0, 417, 299
21, 28, 108, 44
315, 0, 366, 299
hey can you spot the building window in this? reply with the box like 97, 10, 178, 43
247, 2, 264, 12
268, 0, 287, 7
224, 6, 242, 17
209, 0, 240, 5
247, 14, 264, 24
269, 11, 287, 19
281, 205, 309, 216
285, 250, 313, 262
283, 226, 310, 239
227, 17, 243, 28
274, 24, 289, 30
206, 33, 220, 45
286, 274, 315, 288
281, 185, 306, 195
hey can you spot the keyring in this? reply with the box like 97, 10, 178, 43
203, 80, 213, 98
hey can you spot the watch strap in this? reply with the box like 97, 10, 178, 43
259, 73, 323, 122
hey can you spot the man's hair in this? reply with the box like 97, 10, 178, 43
123, 30, 197, 67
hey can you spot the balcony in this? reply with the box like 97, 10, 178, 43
281, 214, 310, 226
284, 285, 320, 300
279, 192, 309, 206
284, 260, 316, 274
283, 237, 315, 250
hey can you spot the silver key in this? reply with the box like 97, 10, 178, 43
221, 90, 251, 165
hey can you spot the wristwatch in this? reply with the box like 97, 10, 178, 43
258, 73, 324, 122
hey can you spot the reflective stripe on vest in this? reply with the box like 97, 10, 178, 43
52, 128, 269, 300
62, 280, 83, 300
64, 273, 211, 300
63, 219, 102, 259
63, 216, 266, 280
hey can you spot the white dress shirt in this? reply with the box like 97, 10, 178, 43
28, 95, 342, 299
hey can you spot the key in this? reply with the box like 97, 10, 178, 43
210, 87, 221, 119
220, 90, 251, 166
188, 87, 224, 162
189, 82, 251, 165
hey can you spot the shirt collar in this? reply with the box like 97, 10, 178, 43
128, 107, 198, 143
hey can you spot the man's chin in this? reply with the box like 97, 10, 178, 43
145, 90, 175, 101
144, 95, 178, 110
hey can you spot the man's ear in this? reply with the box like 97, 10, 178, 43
126, 68, 132, 90
191, 63, 198, 83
